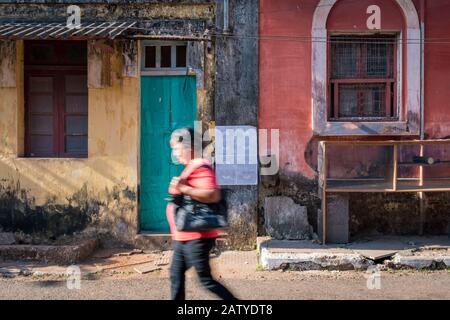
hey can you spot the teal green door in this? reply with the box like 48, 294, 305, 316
140, 75, 197, 232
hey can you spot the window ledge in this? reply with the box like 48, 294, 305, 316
314, 121, 419, 136
311, 0, 421, 138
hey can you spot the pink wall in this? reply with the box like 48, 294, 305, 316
327, 0, 404, 30
424, 0, 450, 139
259, 0, 450, 180
259, 0, 318, 179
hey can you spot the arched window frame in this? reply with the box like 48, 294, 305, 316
311, 0, 421, 136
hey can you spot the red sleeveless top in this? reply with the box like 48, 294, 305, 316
166, 159, 221, 241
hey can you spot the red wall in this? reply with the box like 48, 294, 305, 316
259, 0, 318, 179
259, 0, 450, 180
327, 0, 404, 30
424, 0, 450, 139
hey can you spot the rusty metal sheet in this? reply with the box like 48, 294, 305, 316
0, 21, 137, 40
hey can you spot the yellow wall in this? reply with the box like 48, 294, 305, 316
0, 40, 140, 242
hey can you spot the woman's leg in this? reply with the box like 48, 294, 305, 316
187, 238, 238, 300
170, 240, 187, 300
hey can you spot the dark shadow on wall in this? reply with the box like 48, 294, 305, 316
259, 170, 450, 239
0, 181, 97, 240
0, 155, 139, 245
350, 192, 450, 239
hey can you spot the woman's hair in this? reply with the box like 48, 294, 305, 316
171, 127, 196, 149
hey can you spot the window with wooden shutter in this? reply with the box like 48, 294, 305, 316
25, 41, 88, 158
27, 76, 55, 157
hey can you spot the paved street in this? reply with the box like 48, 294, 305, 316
1, 251, 450, 300
2, 270, 450, 300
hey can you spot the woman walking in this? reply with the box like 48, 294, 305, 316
167, 127, 237, 300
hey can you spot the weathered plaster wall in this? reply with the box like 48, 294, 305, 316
215, 0, 259, 249
0, 1, 216, 39
259, 0, 319, 238
0, 1, 215, 23
0, 1, 220, 246
350, 192, 450, 238
259, 0, 450, 238
0, 38, 140, 243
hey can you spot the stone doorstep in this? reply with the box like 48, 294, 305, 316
135, 233, 230, 251
0, 239, 98, 265
134, 234, 172, 251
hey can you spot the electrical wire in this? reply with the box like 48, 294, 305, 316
2, 3, 450, 46
126, 25, 450, 45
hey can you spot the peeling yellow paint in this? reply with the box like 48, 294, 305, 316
0, 88, 17, 155
0, 27, 215, 243
96, 139, 106, 156
0, 40, 139, 235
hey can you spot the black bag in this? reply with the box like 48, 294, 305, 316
172, 194, 229, 232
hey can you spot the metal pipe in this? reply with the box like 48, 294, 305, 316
223, 0, 230, 33
420, 0, 425, 140
418, 0, 426, 236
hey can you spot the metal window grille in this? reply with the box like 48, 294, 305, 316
330, 35, 396, 120
339, 83, 386, 118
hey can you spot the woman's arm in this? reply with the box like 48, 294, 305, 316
169, 165, 221, 204
178, 184, 221, 204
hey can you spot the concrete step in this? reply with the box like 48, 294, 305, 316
258, 237, 450, 271
0, 239, 98, 265
258, 238, 373, 271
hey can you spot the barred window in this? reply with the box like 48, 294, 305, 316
330, 35, 397, 121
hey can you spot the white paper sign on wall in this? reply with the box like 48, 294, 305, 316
215, 126, 258, 186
